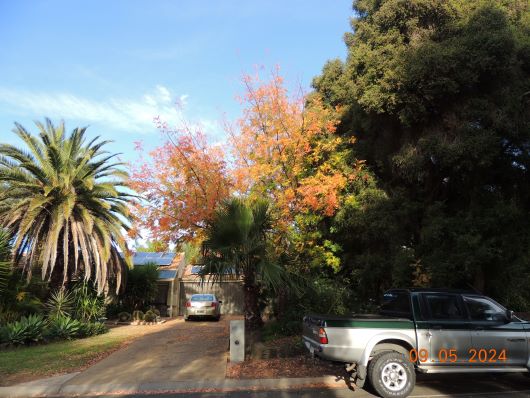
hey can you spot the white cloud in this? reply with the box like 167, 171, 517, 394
0, 85, 188, 133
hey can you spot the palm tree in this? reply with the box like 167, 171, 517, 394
0, 119, 132, 293
0, 229, 11, 295
200, 198, 284, 329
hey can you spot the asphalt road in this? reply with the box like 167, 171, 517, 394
69, 372, 530, 398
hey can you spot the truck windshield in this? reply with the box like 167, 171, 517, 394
380, 291, 412, 318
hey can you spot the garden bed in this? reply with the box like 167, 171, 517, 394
226, 335, 344, 379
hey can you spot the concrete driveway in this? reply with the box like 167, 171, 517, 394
63, 317, 230, 387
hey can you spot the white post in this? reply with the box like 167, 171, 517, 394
230, 320, 245, 363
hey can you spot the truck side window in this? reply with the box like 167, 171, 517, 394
380, 291, 411, 318
424, 294, 465, 320
463, 296, 506, 322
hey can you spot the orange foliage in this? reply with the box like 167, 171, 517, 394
229, 69, 353, 222
130, 119, 231, 242
130, 69, 361, 244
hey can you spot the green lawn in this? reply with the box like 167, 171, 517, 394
0, 328, 131, 386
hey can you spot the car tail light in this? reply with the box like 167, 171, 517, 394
318, 328, 328, 344
211, 302, 217, 308
186, 301, 191, 307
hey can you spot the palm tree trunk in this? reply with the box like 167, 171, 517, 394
243, 273, 263, 330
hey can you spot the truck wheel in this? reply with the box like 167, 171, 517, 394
368, 351, 415, 398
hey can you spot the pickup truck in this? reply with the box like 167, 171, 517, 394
303, 288, 530, 398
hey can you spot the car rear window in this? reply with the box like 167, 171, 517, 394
380, 291, 412, 318
191, 294, 214, 301
423, 294, 465, 320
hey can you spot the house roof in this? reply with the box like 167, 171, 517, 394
132, 252, 185, 281
180, 263, 242, 282
132, 252, 176, 266
158, 269, 178, 280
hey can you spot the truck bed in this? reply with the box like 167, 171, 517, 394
304, 313, 414, 328
302, 313, 416, 364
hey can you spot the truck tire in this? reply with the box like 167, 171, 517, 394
368, 351, 415, 398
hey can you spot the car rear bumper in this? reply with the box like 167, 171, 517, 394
186, 307, 218, 316
303, 336, 361, 363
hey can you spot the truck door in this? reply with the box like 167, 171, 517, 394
420, 293, 472, 365
463, 295, 528, 366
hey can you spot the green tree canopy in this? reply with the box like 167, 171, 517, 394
313, 0, 530, 308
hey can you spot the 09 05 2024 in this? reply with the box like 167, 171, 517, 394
409, 348, 507, 363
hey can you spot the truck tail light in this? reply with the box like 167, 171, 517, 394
318, 328, 328, 344
211, 302, 217, 308
186, 301, 191, 307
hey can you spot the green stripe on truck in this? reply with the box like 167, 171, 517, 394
325, 320, 415, 328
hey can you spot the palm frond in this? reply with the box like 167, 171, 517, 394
0, 119, 133, 293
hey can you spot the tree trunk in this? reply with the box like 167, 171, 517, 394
276, 287, 288, 321
243, 274, 263, 330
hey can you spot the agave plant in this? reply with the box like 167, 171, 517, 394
5, 314, 46, 345
47, 316, 81, 340
0, 119, 133, 292
45, 289, 74, 319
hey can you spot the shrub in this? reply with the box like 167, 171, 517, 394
122, 264, 159, 311
105, 302, 127, 319
72, 283, 106, 322
77, 322, 93, 338
0, 326, 7, 344
147, 306, 160, 317
4, 314, 45, 345
47, 316, 81, 340
0, 325, 7, 343
78, 322, 109, 337
45, 289, 74, 319
144, 310, 156, 322
132, 310, 144, 321
92, 322, 109, 335
262, 319, 302, 341
118, 312, 131, 322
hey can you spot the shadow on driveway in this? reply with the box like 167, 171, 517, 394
63, 317, 232, 388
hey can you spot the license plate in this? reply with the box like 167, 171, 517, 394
196, 311, 205, 314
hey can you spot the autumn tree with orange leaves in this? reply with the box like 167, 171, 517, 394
230, 71, 360, 220
228, 70, 365, 269
130, 70, 364, 274
130, 118, 231, 243
129, 70, 369, 326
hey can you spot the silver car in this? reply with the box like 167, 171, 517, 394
184, 294, 222, 321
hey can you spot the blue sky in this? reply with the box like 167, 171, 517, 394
0, 0, 352, 162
